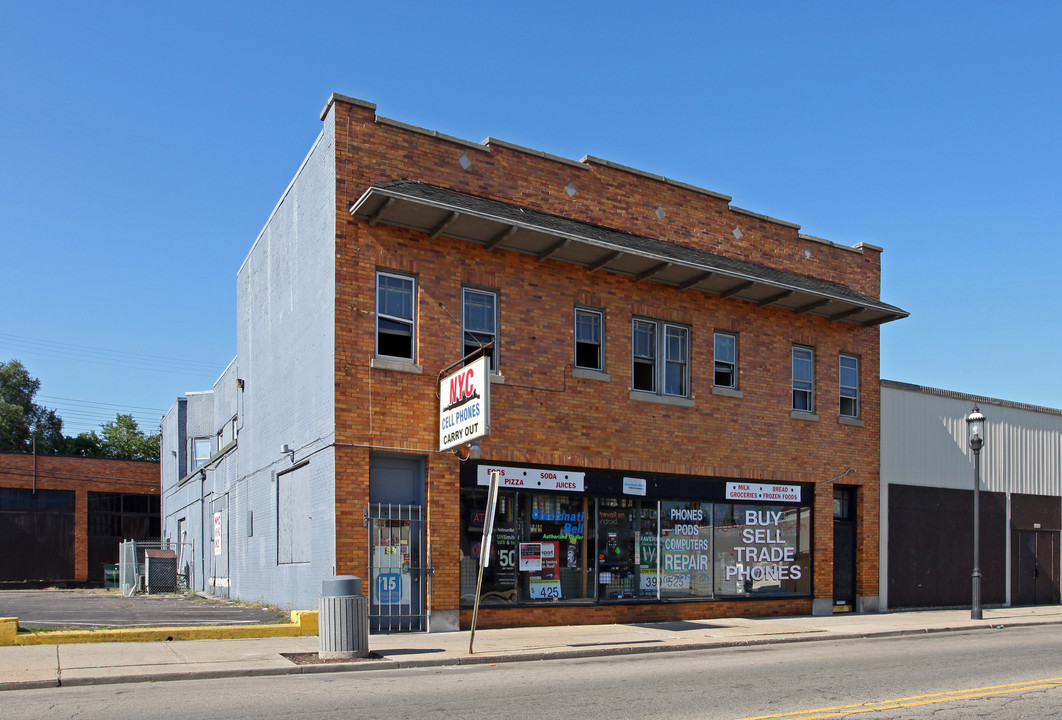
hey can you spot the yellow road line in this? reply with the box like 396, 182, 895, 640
735, 676, 1062, 720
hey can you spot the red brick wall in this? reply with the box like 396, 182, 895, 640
463, 597, 814, 630
329, 97, 883, 626
0, 453, 159, 580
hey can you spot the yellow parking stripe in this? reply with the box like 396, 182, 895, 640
735, 676, 1062, 720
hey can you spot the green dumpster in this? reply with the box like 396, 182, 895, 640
104, 564, 119, 589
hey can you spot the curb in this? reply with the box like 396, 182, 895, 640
0, 610, 319, 647
5, 619, 1053, 691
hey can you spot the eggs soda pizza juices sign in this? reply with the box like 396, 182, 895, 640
439, 355, 490, 451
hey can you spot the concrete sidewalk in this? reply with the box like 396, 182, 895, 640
3, 605, 1062, 691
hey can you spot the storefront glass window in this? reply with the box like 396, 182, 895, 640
460, 477, 813, 607
596, 498, 658, 599
658, 501, 713, 598
523, 494, 594, 601
460, 490, 518, 605
713, 503, 812, 596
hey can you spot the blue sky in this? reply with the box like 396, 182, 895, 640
2, 2, 1060, 436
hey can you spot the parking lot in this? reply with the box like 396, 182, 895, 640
0, 589, 289, 628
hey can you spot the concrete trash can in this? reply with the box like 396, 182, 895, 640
319, 575, 369, 659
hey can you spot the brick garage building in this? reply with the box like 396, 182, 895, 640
162, 94, 906, 630
0, 453, 159, 584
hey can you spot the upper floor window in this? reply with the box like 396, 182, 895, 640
574, 308, 604, 371
376, 271, 416, 361
192, 438, 210, 468
632, 319, 689, 397
839, 354, 860, 418
463, 287, 498, 371
792, 345, 815, 412
714, 331, 737, 388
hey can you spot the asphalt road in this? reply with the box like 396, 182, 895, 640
0, 589, 288, 628
5, 624, 1062, 719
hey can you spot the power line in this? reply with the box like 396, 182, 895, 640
0, 333, 219, 370
38, 395, 167, 414
28, 395, 164, 436
0, 333, 225, 377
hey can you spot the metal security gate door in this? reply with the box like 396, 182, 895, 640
367, 504, 426, 632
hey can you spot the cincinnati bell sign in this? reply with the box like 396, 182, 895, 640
439, 355, 490, 451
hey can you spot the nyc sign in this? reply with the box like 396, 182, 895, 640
439, 355, 490, 451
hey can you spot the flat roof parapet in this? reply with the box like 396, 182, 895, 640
483, 137, 588, 169
729, 205, 801, 230
325, 92, 877, 255
376, 116, 488, 152
581, 155, 732, 202
800, 233, 866, 255
321, 93, 376, 120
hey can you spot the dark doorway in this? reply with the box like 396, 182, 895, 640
833, 486, 856, 611
0, 488, 75, 581
1013, 530, 1060, 606
888, 483, 1006, 609
368, 454, 426, 631
87, 492, 160, 581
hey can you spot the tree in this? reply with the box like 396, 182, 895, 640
91, 413, 161, 462
0, 360, 160, 461
0, 359, 66, 453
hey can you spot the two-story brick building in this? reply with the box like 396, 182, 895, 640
162, 94, 906, 631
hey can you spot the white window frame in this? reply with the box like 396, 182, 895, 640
792, 345, 815, 412
839, 353, 860, 418
632, 318, 689, 398
574, 307, 604, 371
714, 331, 738, 389
462, 287, 498, 371
192, 438, 210, 468
375, 271, 416, 362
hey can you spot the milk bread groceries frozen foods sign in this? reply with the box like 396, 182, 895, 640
439, 355, 490, 451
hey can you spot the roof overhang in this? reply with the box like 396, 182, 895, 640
350, 180, 908, 327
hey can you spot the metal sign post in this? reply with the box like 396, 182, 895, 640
469, 470, 500, 654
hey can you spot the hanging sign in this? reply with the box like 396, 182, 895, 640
439, 355, 490, 451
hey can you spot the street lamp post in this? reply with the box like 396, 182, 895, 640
967, 405, 985, 620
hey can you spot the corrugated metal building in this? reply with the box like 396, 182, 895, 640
881, 380, 1062, 609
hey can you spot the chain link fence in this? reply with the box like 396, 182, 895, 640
119, 540, 193, 596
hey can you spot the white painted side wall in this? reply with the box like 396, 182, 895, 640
230, 112, 338, 610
